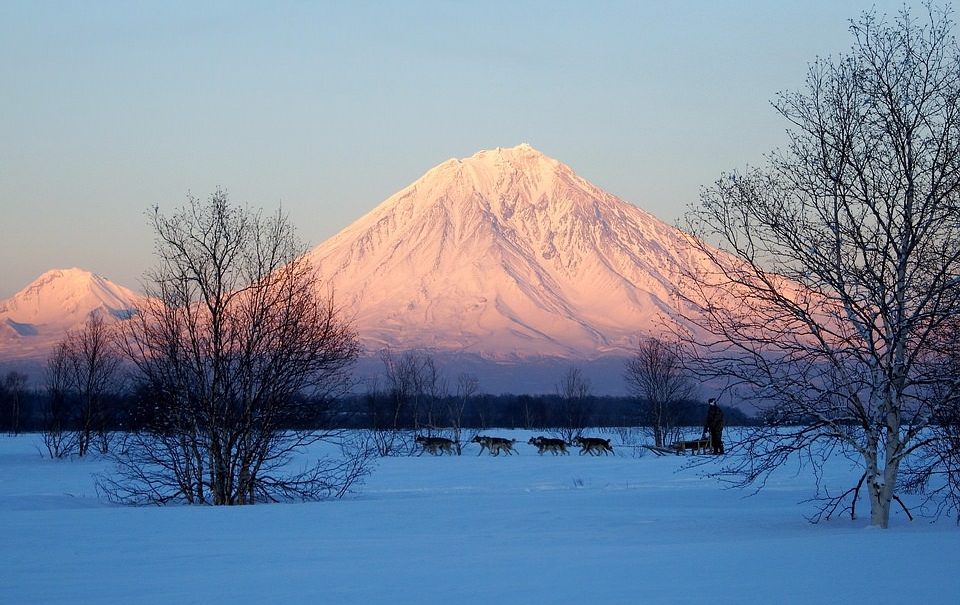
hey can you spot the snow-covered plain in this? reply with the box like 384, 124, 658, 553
1, 430, 957, 604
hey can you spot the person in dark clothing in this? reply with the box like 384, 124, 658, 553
702, 398, 724, 454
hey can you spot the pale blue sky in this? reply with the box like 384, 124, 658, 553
0, 1, 927, 297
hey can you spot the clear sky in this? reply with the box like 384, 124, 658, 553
0, 0, 929, 298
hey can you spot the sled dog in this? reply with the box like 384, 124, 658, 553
574, 436, 614, 456
528, 436, 569, 455
415, 435, 458, 456
472, 435, 516, 456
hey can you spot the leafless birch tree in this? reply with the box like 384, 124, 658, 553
379, 349, 449, 430
555, 366, 592, 443
42, 316, 122, 458
65, 314, 123, 456
104, 190, 366, 505
681, 4, 960, 527
43, 343, 77, 458
447, 372, 478, 447
624, 337, 695, 448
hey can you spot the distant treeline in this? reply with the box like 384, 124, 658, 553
0, 377, 757, 433
331, 392, 758, 430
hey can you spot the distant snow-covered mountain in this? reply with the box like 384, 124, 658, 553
0, 268, 142, 362
0, 145, 725, 394
308, 143, 706, 361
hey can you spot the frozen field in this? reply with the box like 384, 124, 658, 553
1, 430, 957, 604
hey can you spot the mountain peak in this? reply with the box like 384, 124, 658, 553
409, 144, 582, 219
308, 145, 700, 359
0, 267, 141, 328
431, 144, 560, 174
462, 142, 560, 171
27, 267, 106, 292
467, 142, 546, 160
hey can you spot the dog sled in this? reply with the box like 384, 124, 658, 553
644, 437, 712, 456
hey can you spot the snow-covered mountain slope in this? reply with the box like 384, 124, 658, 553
308, 144, 708, 359
0, 268, 142, 361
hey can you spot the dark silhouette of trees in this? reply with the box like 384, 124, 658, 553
900, 318, 960, 520
0, 371, 29, 435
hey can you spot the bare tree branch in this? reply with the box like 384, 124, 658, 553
680, 4, 960, 527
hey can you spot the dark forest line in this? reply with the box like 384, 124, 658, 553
0, 381, 757, 434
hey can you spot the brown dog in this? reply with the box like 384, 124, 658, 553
472, 435, 516, 456
416, 435, 458, 456
573, 436, 614, 456
528, 436, 569, 455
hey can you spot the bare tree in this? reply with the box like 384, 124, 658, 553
624, 337, 695, 448
555, 366, 592, 443
379, 349, 419, 429
42, 342, 78, 458
418, 355, 447, 430
104, 190, 366, 505
379, 349, 449, 431
41, 314, 123, 457
446, 372, 478, 451
61, 314, 123, 456
681, 5, 960, 527
361, 376, 408, 456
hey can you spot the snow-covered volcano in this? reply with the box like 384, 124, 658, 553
0, 268, 142, 361
308, 144, 704, 359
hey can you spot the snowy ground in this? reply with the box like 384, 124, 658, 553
1, 430, 957, 604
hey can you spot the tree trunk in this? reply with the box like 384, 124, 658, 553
868, 464, 899, 529
864, 425, 903, 528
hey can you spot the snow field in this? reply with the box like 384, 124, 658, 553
1, 430, 957, 604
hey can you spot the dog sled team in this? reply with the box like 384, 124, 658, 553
417, 399, 725, 458
415, 433, 615, 456
416, 397, 725, 458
